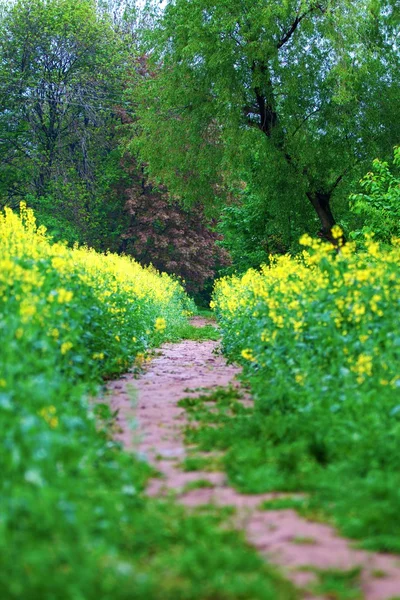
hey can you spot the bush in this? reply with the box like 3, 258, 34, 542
213, 231, 400, 551
350, 146, 400, 243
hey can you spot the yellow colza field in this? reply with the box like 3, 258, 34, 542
0, 203, 189, 377
212, 229, 400, 552
214, 227, 399, 389
2, 205, 297, 600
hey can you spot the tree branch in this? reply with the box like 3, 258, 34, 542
328, 161, 359, 194
277, 3, 326, 49
291, 107, 321, 137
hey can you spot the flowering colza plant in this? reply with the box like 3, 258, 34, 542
212, 229, 400, 552
0, 204, 195, 597
1, 203, 191, 380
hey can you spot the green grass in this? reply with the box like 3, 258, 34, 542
259, 497, 309, 512
181, 454, 224, 472
3, 353, 298, 600
195, 308, 215, 319
193, 503, 237, 519
291, 536, 317, 545
183, 478, 216, 491
178, 381, 400, 554
371, 569, 387, 578
309, 567, 363, 600
211, 233, 400, 554
167, 322, 221, 342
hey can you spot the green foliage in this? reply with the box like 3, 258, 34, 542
1, 205, 297, 599
195, 308, 215, 319
217, 187, 310, 275
181, 454, 223, 473
259, 497, 308, 512
121, 157, 230, 294
182, 479, 216, 491
350, 147, 400, 243
310, 567, 363, 600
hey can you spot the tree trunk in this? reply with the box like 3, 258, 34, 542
306, 190, 340, 242
251, 68, 343, 245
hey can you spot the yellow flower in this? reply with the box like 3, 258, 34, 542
51, 256, 67, 272
241, 348, 256, 361
135, 352, 145, 366
20, 303, 36, 321
340, 242, 355, 257
299, 233, 313, 247
366, 240, 380, 258
154, 317, 167, 332
92, 352, 104, 360
61, 341, 73, 355
331, 224, 343, 239
115, 335, 120, 342
57, 288, 73, 304
0, 379, 6, 388
351, 354, 373, 380
292, 320, 303, 332
352, 304, 365, 320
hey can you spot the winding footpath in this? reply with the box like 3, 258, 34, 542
105, 319, 400, 600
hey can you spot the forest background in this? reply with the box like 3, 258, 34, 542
0, 0, 399, 302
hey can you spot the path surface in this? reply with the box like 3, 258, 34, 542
105, 320, 400, 600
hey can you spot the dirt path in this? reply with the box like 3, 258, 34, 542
105, 321, 400, 600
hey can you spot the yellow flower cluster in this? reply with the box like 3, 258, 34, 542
61, 341, 73, 355
214, 233, 400, 394
154, 317, 167, 332
0, 203, 186, 313
0, 203, 190, 383
241, 348, 256, 361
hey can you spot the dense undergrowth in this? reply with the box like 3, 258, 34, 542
212, 232, 400, 553
0, 205, 296, 599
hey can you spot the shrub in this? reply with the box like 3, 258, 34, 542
350, 147, 400, 243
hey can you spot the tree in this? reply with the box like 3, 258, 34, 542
0, 0, 125, 227
134, 0, 400, 241
115, 111, 229, 292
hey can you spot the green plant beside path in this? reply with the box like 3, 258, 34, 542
166, 322, 220, 342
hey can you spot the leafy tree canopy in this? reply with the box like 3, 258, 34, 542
134, 0, 400, 240
0, 0, 123, 203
